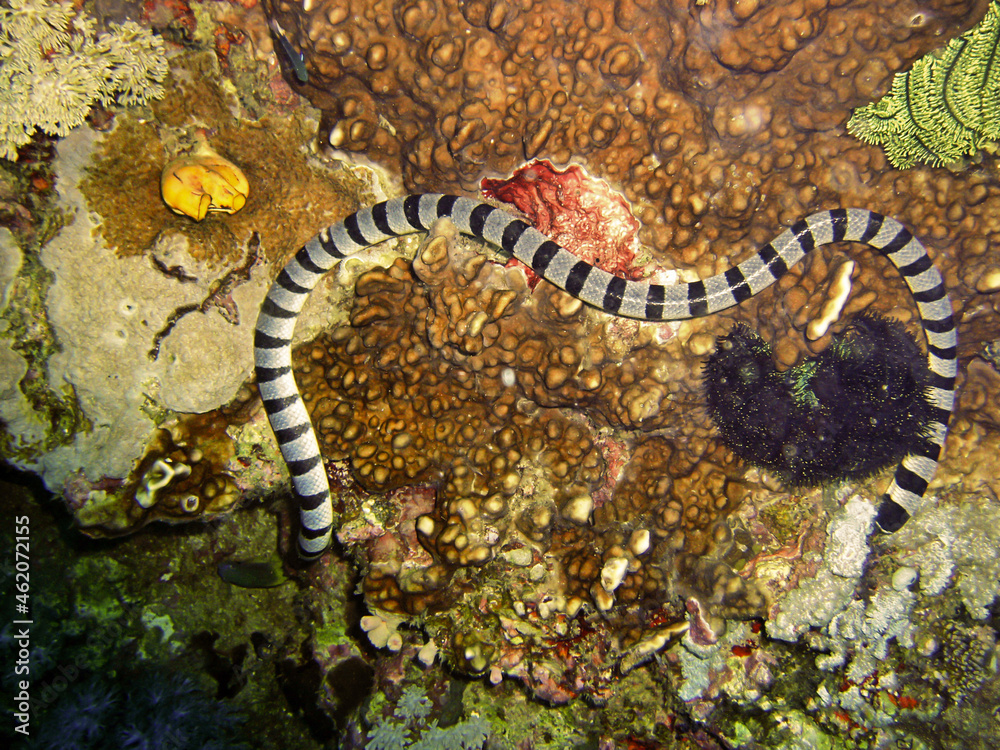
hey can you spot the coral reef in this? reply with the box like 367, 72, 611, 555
0, 40, 381, 535
0, 0, 168, 161
365, 686, 490, 750
294, 220, 766, 701
266, 0, 1000, 386
265, 0, 990, 283
894, 495, 1000, 622
70, 411, 241, 537
848, 0, 1000, 168
0, 480, 326, 750
2, 0, 1000, 747
7, 122, 268, 498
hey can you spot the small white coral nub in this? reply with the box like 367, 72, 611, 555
135, 458, 190, 509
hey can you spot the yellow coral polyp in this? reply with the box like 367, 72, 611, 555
160, 141, 249, 221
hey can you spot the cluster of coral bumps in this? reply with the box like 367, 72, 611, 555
298, 224, 764, 701
262, 0, 1000, 700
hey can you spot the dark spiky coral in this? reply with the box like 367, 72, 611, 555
29, 667, 250, 750
847, 1, 1000, 168
703, 314, 936, 486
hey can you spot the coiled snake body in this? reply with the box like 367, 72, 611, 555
254, 195, 957, 559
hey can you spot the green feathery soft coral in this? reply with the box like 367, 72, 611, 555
367, 686, 491, 750
0, 0, 168, 161
847, 1, 1000, 168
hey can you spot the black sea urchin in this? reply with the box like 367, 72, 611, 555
703, 314, 937, 487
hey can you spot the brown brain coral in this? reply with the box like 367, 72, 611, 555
290, 221, 765, 700
268, 0, 999, 361
259, 0, 1000, 702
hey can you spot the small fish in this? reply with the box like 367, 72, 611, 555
269, 19, 308, 83
217, 554, 289, 588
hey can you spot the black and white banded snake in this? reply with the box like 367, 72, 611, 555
253, 194, 957, 560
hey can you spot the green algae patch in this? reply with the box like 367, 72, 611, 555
0, 201, 91, 462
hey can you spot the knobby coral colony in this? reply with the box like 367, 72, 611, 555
254, 197, 957, 561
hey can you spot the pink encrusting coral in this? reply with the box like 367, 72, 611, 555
481, 160, 644, 288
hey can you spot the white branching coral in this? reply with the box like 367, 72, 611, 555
0, 0, 168, 160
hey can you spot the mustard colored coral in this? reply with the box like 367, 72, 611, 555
160, 138, 249, 221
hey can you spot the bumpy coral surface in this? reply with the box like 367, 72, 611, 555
257, 0, 1000, 724
294, 222, 766, 701
3, 0, 1000, 745
267, 0, 1000, 365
